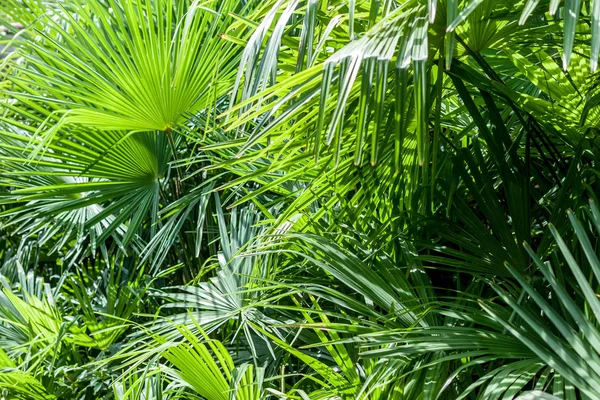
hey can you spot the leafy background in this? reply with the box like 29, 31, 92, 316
1, 0, 600, 399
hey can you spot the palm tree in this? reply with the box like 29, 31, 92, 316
0, 0, 599, 399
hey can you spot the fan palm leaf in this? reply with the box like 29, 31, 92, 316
4, 0, 244, 148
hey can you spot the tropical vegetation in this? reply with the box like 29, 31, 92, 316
1, 0, 600, 398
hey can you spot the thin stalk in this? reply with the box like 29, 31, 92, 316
165, 126, 181, 198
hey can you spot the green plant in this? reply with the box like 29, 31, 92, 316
1, 0, 600, 399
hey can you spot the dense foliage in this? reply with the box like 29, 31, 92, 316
1, 0, 600, 398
